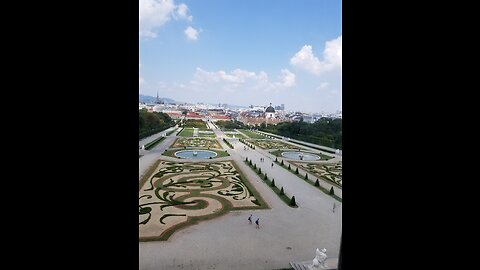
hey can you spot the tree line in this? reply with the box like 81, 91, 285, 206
258, 118, 342, 149
139, 108, 174, 140
215, 120, 245, 129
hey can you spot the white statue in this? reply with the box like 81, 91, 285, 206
310, 248, 327, 269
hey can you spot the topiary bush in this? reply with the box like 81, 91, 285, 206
271, 179, 275, 187
295, 168, 299, 174
258, 168, 262, 174
264, 173, 268, 180
305, 173, 308, 180
315, 179, 320, 187
290, 196, 297, 207
281, 160, 284, 166
249, 160, 252, 165
288, 164, 291, 170
275, 157, 278, 162
280, 187, 284, 195
329, 187, 335, 195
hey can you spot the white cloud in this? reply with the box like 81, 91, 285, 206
290, 35, 342, 75
140, 0, 193, 38
317, 82, 329, 90
192, 68, 295, 91
184, 26, 199, 41
275, 69, 296, 88
176, 3, 192, 21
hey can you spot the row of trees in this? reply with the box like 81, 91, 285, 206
258, 118, 342, 149
139, 108, 174, 139
181, 119, 207, 128
215, 120, 245, 129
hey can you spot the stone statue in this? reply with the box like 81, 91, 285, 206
309, 248, 327, 269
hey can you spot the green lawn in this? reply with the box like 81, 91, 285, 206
238, 129, 267, 139
178, 128, 194, 137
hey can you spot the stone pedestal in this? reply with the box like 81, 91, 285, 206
290, 257, 338, 270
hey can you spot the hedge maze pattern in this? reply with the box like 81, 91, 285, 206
291, 162, 342, 187
139, 160, 267, 241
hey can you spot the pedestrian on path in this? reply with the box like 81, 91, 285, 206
333, 202, 336, 213
248, 214, 252, 224
271, 163, 274, 167
255, 218, 260, 229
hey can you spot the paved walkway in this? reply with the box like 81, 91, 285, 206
139, 125, 178, 148
139, 124, 342, 270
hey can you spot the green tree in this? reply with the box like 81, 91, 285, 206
290, 196, 297, 207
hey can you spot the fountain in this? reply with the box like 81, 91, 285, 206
175, 150, 217, 159
281, 151, 320, 161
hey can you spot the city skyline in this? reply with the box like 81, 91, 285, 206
140, 0, 342, 113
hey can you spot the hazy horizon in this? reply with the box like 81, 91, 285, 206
140, 0, 342, 113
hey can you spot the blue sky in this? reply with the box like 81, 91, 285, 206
140, 0, 342, 113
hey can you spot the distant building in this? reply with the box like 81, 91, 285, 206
265, 103, 276, 119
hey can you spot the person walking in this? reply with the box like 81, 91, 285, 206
332, 202, 336, 213
271, 163, 274, 167
248, 214, 253, 224
255, 218, 260, 229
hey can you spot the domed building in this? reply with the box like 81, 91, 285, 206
265, 103, 276, 119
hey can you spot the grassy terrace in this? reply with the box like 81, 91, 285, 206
162, 148, 230, 159
178, 128, 194, 137
270, 149, 334, 161
224, 133, 247, 138
238, 129, 268, 139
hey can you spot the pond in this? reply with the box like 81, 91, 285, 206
175, 150, 218, 159
281, 151, 320, 161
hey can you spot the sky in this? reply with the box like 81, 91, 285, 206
140, 0, 342, 113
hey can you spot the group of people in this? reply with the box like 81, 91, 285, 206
259, 157, 265, 162
248, 214, 260, 229
243, 146, 249, 151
